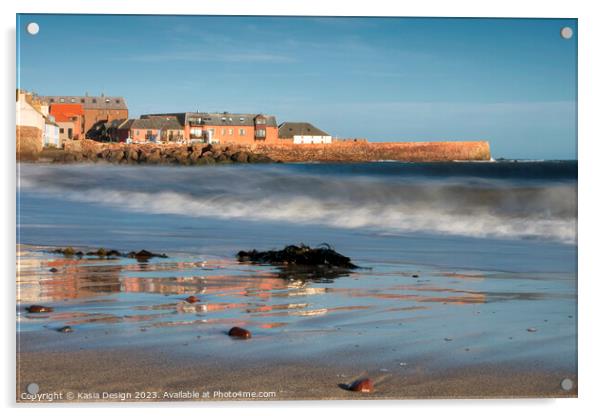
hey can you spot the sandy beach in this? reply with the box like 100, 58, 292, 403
17, 347, 576, 402
16, 162, 577, 402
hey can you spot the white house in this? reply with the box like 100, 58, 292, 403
278, 122, 332, 144
43, 115, 61, 147
16, 90, 46, 132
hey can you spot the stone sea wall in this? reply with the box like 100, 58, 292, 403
21, 139, 491, 165
252, 141, 491, 162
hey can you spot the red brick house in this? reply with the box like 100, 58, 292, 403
142, 112, 279, 144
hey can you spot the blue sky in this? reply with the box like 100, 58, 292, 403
17, 15, 577, 159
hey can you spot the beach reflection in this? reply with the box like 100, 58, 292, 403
18, 246, 560, 334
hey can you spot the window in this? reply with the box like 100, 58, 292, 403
228, 129, 233, 135
59, 128, 64, 134
92, 98, 97, 103
59, 98, 65, 103
70, 98, 75, 103
116, 99, 120, 104
136, 130, 140, 136
239, 128, 245, 136
221, 129, 226, 136
255, 129, 266, 138
256, 117, 266, 125
105, 99, 111, 103
50, 98, 55, 103
80, 99, 85, 103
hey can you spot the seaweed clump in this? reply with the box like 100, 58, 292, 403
237, 244, 357, 269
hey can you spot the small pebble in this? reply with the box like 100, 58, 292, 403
228, 326, 252, 339
57, 326, 73, 333
527, 327, 538, 333
444, 337, 453, 342
26, 305, 53, 313
49, 267, 59, 273
412, 274, 419, 278
348, 378, 374, 393
185, 295, 199, 303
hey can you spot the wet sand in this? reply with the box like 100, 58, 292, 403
16, 244, 577, 402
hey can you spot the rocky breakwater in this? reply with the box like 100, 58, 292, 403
36, 140, 276, 166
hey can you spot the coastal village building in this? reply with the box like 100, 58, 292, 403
142, 112, 279, 144
49, 103, 85, 142
43, 116, 60, 147
130, 116, 185, 143
278, 122, 332, 144
39, 94, 128, 138
16, 89, 50, 151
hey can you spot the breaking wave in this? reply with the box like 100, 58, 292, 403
18, 163, 577, 244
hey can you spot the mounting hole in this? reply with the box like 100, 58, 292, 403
26, 22, 39, 35
560, 26, 573, 40
26, 383, 39, 394
560, 378, 574, 391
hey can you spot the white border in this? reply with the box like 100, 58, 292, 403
2, 0, 601, 414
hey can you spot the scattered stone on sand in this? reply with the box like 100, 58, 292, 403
237, 244, 357, 269
228, 326, 252, 339
444, 337, 453, 342
412, 274, 419, 278
347, 378, 374, 393
49, 267, 59, 273
53, 247, 76, 256
127, 249, 168, 261
85, 248, 121, 257
185, 296, 199, 304
26, 305, 54, 313
527, 327, 538, 333
57, 326, 73, 333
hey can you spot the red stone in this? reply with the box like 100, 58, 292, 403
185, 296, 199, 303
348, 378, 374, 393
26, 305, 54, 313
228, 326, 252, 339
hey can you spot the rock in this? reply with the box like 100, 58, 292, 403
228, 327, 252, 339
26, 305, 54, 313
215, 154, 232, 163
54, 247, 76, 256
347, 378, 374, 393
146, 150, 162, 164
231, 151, 249, 163
237, 244, 357, 269
196, 155, 216, 165
49, 267, 59, 273
57, 326, 73, 333
248, 154, 273, 164
127, 249, 168, 261
444, 337, 453, 341
185, 296, 199, 304
527, 327, 538, 333
412, 274, 419, 278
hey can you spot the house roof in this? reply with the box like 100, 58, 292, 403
278, 122, 330, 138
131, 117, 184, 130
49, 103, 84, 122
142, 112, 278, 127
40, 95, 128, 110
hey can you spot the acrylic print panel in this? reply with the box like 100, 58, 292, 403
16, 14, 577, 402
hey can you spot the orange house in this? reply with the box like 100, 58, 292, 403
142, 112, 279, 144
41, 95, 128, 138
49, 103, 85, 141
